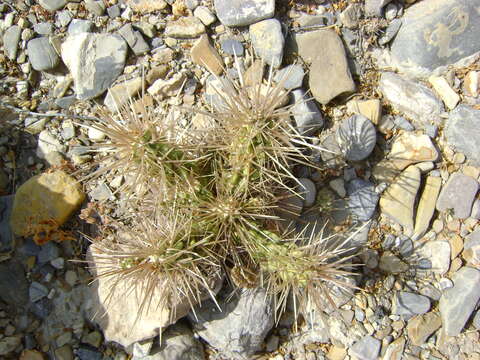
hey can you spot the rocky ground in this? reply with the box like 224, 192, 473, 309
1, 0, 480, 359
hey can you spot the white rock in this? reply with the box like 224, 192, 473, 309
428, 75, 460, 110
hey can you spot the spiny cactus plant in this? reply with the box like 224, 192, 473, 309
82, 60, 359, 329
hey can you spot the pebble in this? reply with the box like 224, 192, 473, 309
38, 242, 60, 264
77, 345, 102, 360
84, 0, 105, 15
39, 0, 66, 11
446, 105, 480, 165
413, 176, 442, 240
417, 241, 451, 275
67, 19, 94, 35
0, 336, 22, 356
336, 115, 376, 161
463, 230, 480, 267
379, 18, 402, 46
439, 267, 480, 336
379, 251, 408, 274
104, 77, 143, 112
30, 281, 49, 302
350, 335, 381, 360
164, 16, 205, 38
214, 0, 274, 27
463, 71, 480, 97
273, 64, 305, 90
147, 73, 186, 99
329, 178, 346, 198
220, 39, 244, 56
118, 23, 150, 56
392, 292, 431, 320
191, 34, 223, 75
429, 75, 460, 110
347, 99, 382, 125
33, 22, 54, 35
290, 88, 324, 136
436, 172, 479, 219
54, 345, 74, 360
249, 18, 284, 68
27, 37, 60, 71
387, 132, 438, 171
3, 25, 21, 60
194, 6, 216, 26
339, 3, 362, 29
298, 178, 316, 207
365, 0, 393, 16
406, 312, 442, 346
346, 179, 379, 221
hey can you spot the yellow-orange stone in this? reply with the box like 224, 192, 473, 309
10, 170, 85, 236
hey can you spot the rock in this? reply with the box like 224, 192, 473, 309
127, 0, 168, 12
417, 241, 451, 275
30, 281, 49, 302
37, 129, 65, 160
379, 166, 421, 230
54, 345, 73, 360
407, 312, 442, 346
193, 6, 216, 26
350, 335, 381, 360
346, 99, 382, 125
249, 19, 284, 68
329, 178, 346, 198
339, 3, 362, 28
104, 77, 143, 112
10, 170, 85, 237
379, 72, 444, 126
3, 25, 21, 60
463, 230, 480, 268
273, 64, 304, 90
27, 37, 60, 71
379, 18, 402, 46
164, 17, 205, 38
0, 261, 29, 306
84, 0, 105, 15
190, 34, 223, 75
392, 291, 431, 320
387, 132, 438, 171
118, 23, 150, 55
393, 116, 414, 131
379, 251, 408, 274
189, 288, 274, 357
364, 0, 393, 17
298, 178, 316, 207
439, 267, 480, 336
76, 345, 102, 360
147, 73, 186, 99
0, 336, 22, 356
336, 115, 376, 161
20, 350, 45, 360
382, 337, 405, 360
390, 0, 480, 77
463, 71, 480, 97
0, 196, 13, 253
413, 176, 442, 240
428, 75, 460, 110
67, 19, 94, 35
436, 172, 478, 219
346, 179, 379, 221
473, 310, 480, 329
214, 0, 274, 27
152, 47, 174, 63
294, 29, 355, 104
61, 33, 127, 100
39, 0, 66, 11
38, 242, 60, 263
220, 39, 244, 56
290, 89, 323, 136
34, 23, 54, 35
446, 105, 480, 165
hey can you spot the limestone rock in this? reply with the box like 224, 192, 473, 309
10, 170, 85, 237
190, 34, 223, 75
347, 99, 382, 125
407, 312, 442, 346
413, 176, 442, 240
417, 241, 451, 275
214, 0, 274, 27
436, 172, 479, 219
104, 77, 143, 112
446, 105, 480, 165
388, 132, 439, 171
126, 0, 168, 13
249, 18, 284, 68
428, 75, 460, 110
27, 37, 60, 71
164, 17, 205, 38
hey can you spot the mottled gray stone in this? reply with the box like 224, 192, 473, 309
27, 37, 60, 71
39, 0, 66, 11
298, 178, 316, 208
346, 179, 379, 221
290, 89, 323, 136
439, 267, 480, 336
67, 19, 94, 35
84, 0, 105, 16
38, 242, 60, 264
364, 0, 393, 17
273, 64, 305, 90
446, 105, 480, 165
336, 115, 376, 161
0, 261, 29, 307
220, 39, 244, 56
30, 281, 49, 302
61, 33, 127, 100
350, 335, 381, 360
249, 19, 284, 68
3, 25, 21, 60
33, 22, 54, 35
391, 0, 480, 77
392, 292, 431, 320
436, 172, 478, 219
379, 72, 444, 126
214, 0, 274, 27
118, 23, 149, 55
379, 18, 402, 46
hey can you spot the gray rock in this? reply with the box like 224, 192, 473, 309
346, 179, 379, 221
39, 0, 66, 11
0, 336, 22, 356
189, 288, 274, 357
3, 25, 21, 60
350, 335, 381, 360
273, 64, 304, 90
56, 10, 72, 27
379, 18, 402, 46
33, 22, 54, 35
107, 5, 121, 18
214, 0, 275, 27
294, 29, 355, 104
364, 0, 393, 17
27, 37, 60, 71
473, 310, 480, 330
61, 33, 127, 100
436, 172, 479, 219
0, 196, 13, 253
393, 116, 414, 131
67, 19, 94, 35
30, 281, 49, 302
291, 89, 323, 136
249, 19, 284, 68
392, 291, 431, 320
84, 0, 105, 15
439, 267, 480, 336
417, 241, 450, 275
391, 0, 480, 77
118, 23, 150, 56
446, 105, 480, 165
339, 3, 362, 29
298, 178, 316, 207
379, 72, 444, 126
0, 261, 29, 307
337, 115, 376, 161
379, 251, 408, 274
38, 242, 60, 264
220, 39, 244, 56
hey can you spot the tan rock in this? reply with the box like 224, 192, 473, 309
164, 16, 205, 39
388, 132, 438, 171
428, 75, 460, 110
20, 350, 45, 360
383, 336, 405, 360
146, 65, 168, 84
413, 176, 442, 240
463, 71, 480, 97
190, 34, 223, 75
327, 345, 347, 360
104, 77, 143, 112
147, 73, 186, 99
347, 99, 382, 124
407, 312, 442, 346
127, 0, 167, 13
10, 170, 85, 237
244, 60, 264, 86
380, 166, 421, 230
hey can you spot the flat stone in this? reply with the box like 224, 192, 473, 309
339, 3, 362, 28
290, 88, 323, 136
39, 0, 66, 11
346, 99, 382, 125
387, 132, 439, 171
436, 172, 478, 219
379, 72, 444, 126
67, 19, 94, 35
193, 6, 216, 26
413, 176, 442, 240
382, 337, 405, 360
273, 64, 304, 90
294, 29, 355, 104
463, 71, 480, 97
379, 18, 402, 46
379, 251, 408, 274
126, 0, 168, 13
3, 25, 21, 60
346, 179, 379, 221
190, 34, 223, 75
390, 0, 480, 77
428, 75, 460, 110
164, 17, 205, 39
10, 170, 85, 238
118, 23, 150, 55
220, 39, 244, 56
34, 22, 54, 35
84, 0, 105, 15
27, 37, 60, 71
20, 350, 45, 360
104, 77, 143, 112
336, 115, 376, 161
147, 73, 186, 99
446, 105, 480, 165
61, 33, 127, 100
54, 345, 73, 360
463, 230, 480, 268
214, 0, 274, 27
350, 335, 381, 360
417, 241, 451, 275
365, 0, 393, 16
439, 267, 480, 336
380, 166, 421, 230
249, 18, 284, 68
392, 291, 431, 320
407, 312, 442, 346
